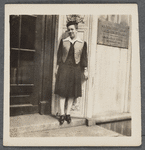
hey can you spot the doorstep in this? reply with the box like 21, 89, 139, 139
95, 112, 131, 124
10, 113, 86, 137
86, 112, 131, 126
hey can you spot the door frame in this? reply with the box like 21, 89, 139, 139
39, 15, 59, 115
51, 15, 63, 116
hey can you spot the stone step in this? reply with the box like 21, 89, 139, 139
10, 113, 86, 137
10, 104, 38, 116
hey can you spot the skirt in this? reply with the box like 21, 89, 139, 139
54, 62, 82, 98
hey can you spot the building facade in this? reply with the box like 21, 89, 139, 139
10, 15, 132, 136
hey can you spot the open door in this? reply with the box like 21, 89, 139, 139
10, 15, 45, 116
10, 15, 58, 116
51, 15, 91, 118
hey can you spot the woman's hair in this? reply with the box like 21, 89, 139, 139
66, 21, 78, 29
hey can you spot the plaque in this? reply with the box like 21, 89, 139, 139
97, 19, 129, 49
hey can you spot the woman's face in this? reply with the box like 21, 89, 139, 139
67, 25, 77, 39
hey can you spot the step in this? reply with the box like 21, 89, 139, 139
10, 113, 86, 137
10, 104, 38, 116
86, 112, 131, 126
94, 112, 131, 123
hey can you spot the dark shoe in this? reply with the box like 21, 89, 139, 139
59, 115, 65, 125
65, 114, 71, 124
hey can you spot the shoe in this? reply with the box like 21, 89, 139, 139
59, 115, 65, 125
65, 114, 71, 124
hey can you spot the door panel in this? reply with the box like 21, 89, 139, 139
20, 15, 36, 49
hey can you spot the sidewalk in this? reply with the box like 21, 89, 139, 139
10, 113, 124, 137
15, 125, 124, 137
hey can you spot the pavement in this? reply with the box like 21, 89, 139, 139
13, 125, 124, 137
10, 113, 124, 137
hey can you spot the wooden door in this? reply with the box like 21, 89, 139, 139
10, 15, 59, 116
51, 15, 91, 118
10, 15, 45, 116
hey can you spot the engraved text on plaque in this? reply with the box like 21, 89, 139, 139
97, 19, 129, 49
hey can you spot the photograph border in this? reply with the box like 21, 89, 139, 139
3, 4, 141, 146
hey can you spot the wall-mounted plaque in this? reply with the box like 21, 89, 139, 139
97, 19, 129, 49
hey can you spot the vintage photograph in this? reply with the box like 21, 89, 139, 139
4, 4, 141, 146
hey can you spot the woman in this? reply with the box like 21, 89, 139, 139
55, 21, 88, 125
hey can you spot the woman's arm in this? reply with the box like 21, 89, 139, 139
57, 39, 63, 65
81, 42, 88, 80
55, 40, 63, 76
80, 41, 88, 69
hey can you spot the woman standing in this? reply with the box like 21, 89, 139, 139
55, 20, 88, 125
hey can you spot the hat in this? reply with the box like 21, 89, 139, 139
66, 15, 85, 23
66, 21, 78, 28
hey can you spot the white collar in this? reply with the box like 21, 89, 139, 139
63, 36, 83, 44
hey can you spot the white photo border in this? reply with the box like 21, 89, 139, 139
3, 4, 141, 146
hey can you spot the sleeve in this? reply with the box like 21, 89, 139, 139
80, 41, 88, 69
57, 39, 63, 65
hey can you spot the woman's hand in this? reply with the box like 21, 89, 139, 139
55, 65, 59, 78
84, 67, 88, 80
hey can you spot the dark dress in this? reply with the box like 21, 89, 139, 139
54, 39, 88, 99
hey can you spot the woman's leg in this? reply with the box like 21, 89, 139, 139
65, 97, 74, 124
59, 96, 66, 125
59, 96, 66, 115
66, 97, 74, 115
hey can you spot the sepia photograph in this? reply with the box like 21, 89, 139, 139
3, 4, 141, 146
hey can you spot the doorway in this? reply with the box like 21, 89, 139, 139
10, 15, 58, 116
